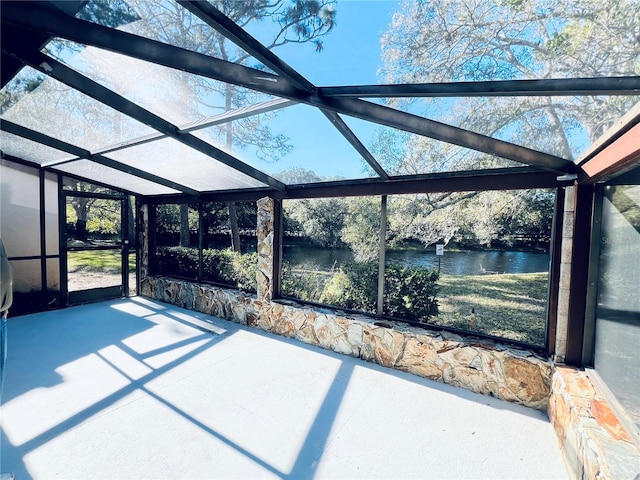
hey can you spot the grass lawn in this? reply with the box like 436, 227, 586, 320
68, 250, 136, 273
284, 265, 548, 345
435, 272, 548, 346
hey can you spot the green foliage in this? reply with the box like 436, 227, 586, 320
86, 217, 120, 235
319, 262, 378, 312
65, 191, 123, 242
284, 197, 349, 247
155, 204, 199, 234
274, 0, 336, 52
498, 0, 525, 7
203, 248, 258, 291
274, 167, 323, 184
384, 264, 439, 320
547, 32, 571, 54
386, 189, 553, 250
380, 0, 639, 161
285, 190, 555, 254
340, 197, 381, 262
283, 260, 439, 321
76, 0, 139, 28
0, 70, 45, 114
154, 246, 257, 291
281, 262, 332, 302
84, 201, 121, 235
155, 204, 180, 232
387, 192, 471, 248
155, 246, 199, 279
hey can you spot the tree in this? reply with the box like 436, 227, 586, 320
24, 1, 336, 251
385, 189, 554, 250
379, 0, 639, 162
341, 196, 381, 261
374, 0, 638, 248
275, 167, 324, 185
63, 181, 123, 244
285, 197, 348, 247
279, 169, 350, 247
201, 201, 257, 250
0, 70, 46, 114
387, 192, 475, 248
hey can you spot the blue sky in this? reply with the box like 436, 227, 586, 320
279, 0, 400, 86
241, 0, 402, 181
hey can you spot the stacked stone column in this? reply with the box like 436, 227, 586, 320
139, 204, 149, 284
256, 197, 275, 303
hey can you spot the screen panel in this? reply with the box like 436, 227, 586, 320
594, 184, 640, 429
193, 104, 380, 184
0, 131, 73, 165
105, 137, 268, 191
1, 66, 155, 153
45, 39, 275, 127
53, 160, 181, 196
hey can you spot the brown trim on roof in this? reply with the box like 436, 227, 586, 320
579, 122, 640, 183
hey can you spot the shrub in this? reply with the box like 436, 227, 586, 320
155, 246, 257, 291
319, 261, 440, 321
384, 263, 439, 321
154, 246, 198, 278
203, 248, 257, 291
156, 249, 439, 322
281, 262, 330, 301
320, 261, 378, 312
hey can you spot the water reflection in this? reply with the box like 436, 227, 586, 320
283, 246, 549, 276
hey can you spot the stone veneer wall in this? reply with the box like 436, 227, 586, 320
141, 275, 553, 410
548, 367, 640, 479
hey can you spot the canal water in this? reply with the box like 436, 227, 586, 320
283, 246, 549, 275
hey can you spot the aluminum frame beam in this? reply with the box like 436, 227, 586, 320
46, 98, 297, 164
180, 1, 389, 179
1, 153, 146, 203
315, 96, 575, 173
319, 110, 388, 179
196, 167, 566, 200
279, 167, 569, 199
143, 167, 567, 203
1, 2, 302, 97
177, 0, 315, 94
317, 77, 640, 98
2, 2, 576, 173
178, 98, 296, 133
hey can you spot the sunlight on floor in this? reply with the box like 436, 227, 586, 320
1, 298, 568, 479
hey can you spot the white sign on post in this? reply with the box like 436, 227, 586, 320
436, 244, 444, 256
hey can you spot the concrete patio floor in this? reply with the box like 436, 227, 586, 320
1, 298, 568, 479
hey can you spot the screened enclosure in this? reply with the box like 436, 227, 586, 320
1, 0, 640, 444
